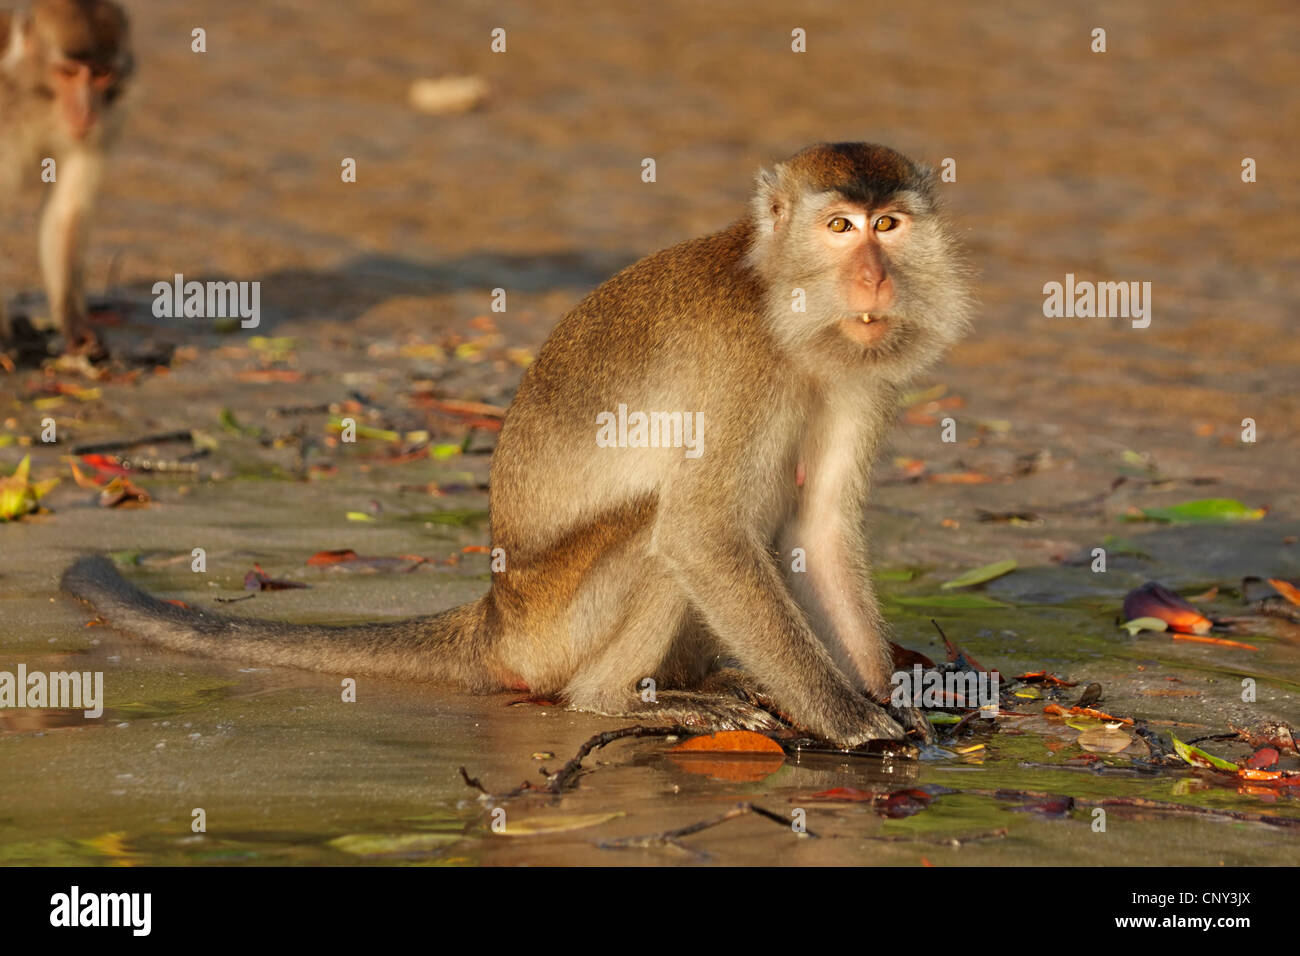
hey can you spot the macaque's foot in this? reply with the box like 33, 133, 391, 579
697, 667, 779, 711
885, 701, 937, 744
580, 690, 785, 733
832, 695, 906, 747
63, 327, 105, 359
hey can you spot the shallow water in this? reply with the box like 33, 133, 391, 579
1, 472, 1296, 865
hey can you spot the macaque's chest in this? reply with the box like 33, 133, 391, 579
768, 393, 879, 545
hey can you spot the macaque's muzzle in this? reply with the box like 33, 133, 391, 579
56, 67, 100, 140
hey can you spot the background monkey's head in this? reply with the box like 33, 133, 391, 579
6, 0, 133, 145
746, 142, 973, 383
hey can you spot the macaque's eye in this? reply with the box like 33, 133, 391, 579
873, 215, 899, 232
827, 217, 853, 233
53, 63, 80, 78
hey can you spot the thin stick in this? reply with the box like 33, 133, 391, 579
458, 724, 693, 800
600, 801, 817, 852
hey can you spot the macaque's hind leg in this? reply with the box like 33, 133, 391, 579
563, 572, 784, 732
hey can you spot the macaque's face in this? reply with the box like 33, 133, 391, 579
49, 54, 122, 140
811, 197, 915, 348
17, 0, 133, 143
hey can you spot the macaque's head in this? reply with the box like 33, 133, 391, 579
747, 143, 973, 379
11, 0, 133, 142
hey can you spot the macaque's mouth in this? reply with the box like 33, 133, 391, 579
839, 313, 890, 347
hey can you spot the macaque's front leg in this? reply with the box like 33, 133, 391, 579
39, 150, 100, 352
783, 416, 896, 699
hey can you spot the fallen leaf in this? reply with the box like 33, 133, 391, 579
1122, 582, 1213, 635
98, 475, 148, 508
1133, 498, 1266, 523
1121, 616, 1169, 636
1267, 578, 1300, 607
1245, 748, 1279, 770
0, 455, 60, 520
1171, 633, 1257, 650
941, 559, 1017, 590
329, 833, 460, 856
244, 564, 309, 591
1170, 734, 1239, 772
1077, 726, 1133, 753
496, 812, 624, 836
306, 549, 360, 566
894, 594, 1010, 609
670, 731, 783, 754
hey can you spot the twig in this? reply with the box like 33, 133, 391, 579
544, 725, 692, 793
71, 430, 193, 456
972, 787, 1300, 828
862, 827, 1008, 846
599, 801, 817, 853
458, 724, 693, 800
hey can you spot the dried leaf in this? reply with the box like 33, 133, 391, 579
670, 731, 783, 754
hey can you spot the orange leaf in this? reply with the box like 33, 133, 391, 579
1171, 633, 1257, 651
307, 549, 360, 566
1122, 582, 1213, 635
1267, 578, 1300, 607
928, 472, 994, 484
670, 730, 784, 754
1043, 704, 1133, 725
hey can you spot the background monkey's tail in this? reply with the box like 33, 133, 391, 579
61, 556, 491, 685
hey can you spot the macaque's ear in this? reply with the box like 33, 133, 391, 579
1, 13, 29, 69
751, 163, 791, 234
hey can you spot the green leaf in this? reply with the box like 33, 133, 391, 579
431, 443, 463, 460
218, 408, 263, 438
1101, 535, 1151, 559
940, 559, 1017, 590
328, 417, 399, 443
0, 454, 59, 521
1121, 616, 1169, 636
1132, 498, 1266, 523
346, 511, 376, 522
874, 567, 917, 582
328, 833, 461, 856
893, 594, 1010, 609
925, 713, 963, 725
1170, 734, 1238, 772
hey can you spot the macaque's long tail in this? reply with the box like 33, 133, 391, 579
61, 556, 489, 684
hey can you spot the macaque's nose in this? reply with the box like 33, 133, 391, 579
864, 272, 895, 309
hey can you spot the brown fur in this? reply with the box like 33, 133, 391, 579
0, 0, 133, 351
62, 143, 974, 747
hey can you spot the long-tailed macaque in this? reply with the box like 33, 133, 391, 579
63, 143, 974, 746
0, 0, 133, 353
